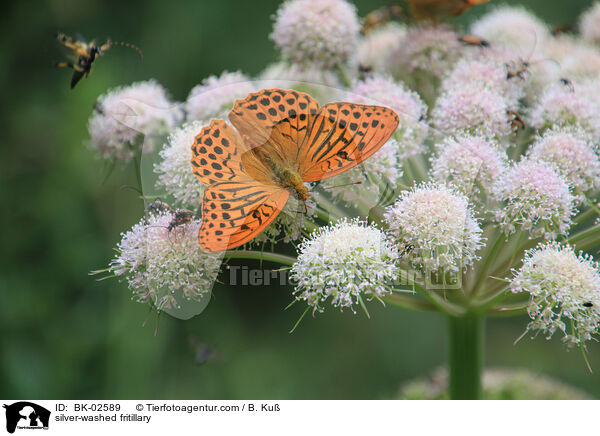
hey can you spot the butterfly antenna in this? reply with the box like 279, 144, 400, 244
110, 40, 144, 59
320, 181, 363, 190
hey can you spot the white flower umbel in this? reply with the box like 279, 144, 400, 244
432, 85, 511, 139
579, 2, 600, 44
350, 76, 429, 160
430, 135, 508, 199
291, 219, 398, 313
384, 183, 483, 274
109, 211, 222, 313
494, 160, 574, 239
529, 83, 600, 142
442, 58, 524, 110
527, 125, 600, 200
511, 242, 600, 347
185, 71, 254, 121
89, 80, 183, 161
320, 139, 403, 206
387, 25, 463, 79
470, 6, 550, 56
357, 23, 407, 73
259, 62, 343, 94
270, 0, 360, 69
155, 121, 206, 209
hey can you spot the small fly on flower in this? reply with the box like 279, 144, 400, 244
559, 77, 575, 92
54, 32, 143, 88
507, 110, 526, 133
583, 302, 594, 308
362, 5, 405, 34
145, 200, 172, 216
168, 209, 196, 231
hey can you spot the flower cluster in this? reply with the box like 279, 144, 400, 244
109, 209, 222, 316
510, 242, 600, 347
185, 71, 254, 121
270, 0, 360, 69
526, 125, 600, 200
430, 134, 507, 200
494, 160, 574, 239
529, 83, 600, 142
155, 121, 207, 209
88, 80, 183, 161
291, 219, 398, 313
384, 183, 483, 274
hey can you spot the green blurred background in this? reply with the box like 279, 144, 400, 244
1, 0, 599, 399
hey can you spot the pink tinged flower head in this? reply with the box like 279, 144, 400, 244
350, 76, 429, 159
511, 242, 600, 347
527, 125, 600, 199
384, 183, 483, 274
386, 25, 463, 79
291, 219, 399, 313
109, 211, 222, 314
529, 83, 600, 142
470, 6, 550, 56
185, 71, 255, 121
154, 122, 206, 209
494, 160, 575, 239
443, 59, 524, 109
556, 41, 600, 81
432, 85, 512, 139
88, 80, 183, 161
579, 2, 600, 44
357, 23, 407, 73
430, 134, 508, 198
270, 0, 360, 69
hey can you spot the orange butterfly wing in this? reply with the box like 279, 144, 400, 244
191, 119, 289, 252
229, 88, 321, 170
298, 102, 399, 182
199, 181, 289, 252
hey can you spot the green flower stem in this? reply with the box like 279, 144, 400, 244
584, 195, 600, 216
132, 149, 143, 197
407, 154, 427, 184
568, 223, 600, 245
447, 313, 484, 400
574, 206, 597, 225
471, 230, 507, 296
384, 293, 438, 312
314, 194, 347, 221
336, 63, 353, 88
224, 250, 296, 266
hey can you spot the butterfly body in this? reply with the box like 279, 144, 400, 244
191, 88, 398, 252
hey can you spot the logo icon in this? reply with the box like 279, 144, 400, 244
3, 402, 50, 434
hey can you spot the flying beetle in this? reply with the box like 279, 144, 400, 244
54, 32, 142, 88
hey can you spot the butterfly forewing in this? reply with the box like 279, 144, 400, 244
229, 88, 320, 166
298, 103, 399, 182
191, 120, 270, 185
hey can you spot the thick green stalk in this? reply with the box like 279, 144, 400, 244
224, 250, 296, 266
447, 313, 484, 400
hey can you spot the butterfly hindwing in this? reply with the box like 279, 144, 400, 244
198, 180, 290, 252
298, 102, 399, 182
